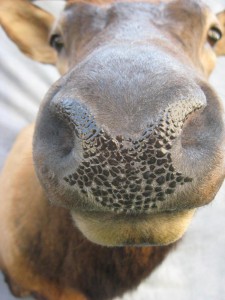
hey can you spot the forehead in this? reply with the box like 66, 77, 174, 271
62, 0, 210, 32
64, 0, 208, 19
66, 0, 185, 4
66, 0, 170, 3
66, 0, 205, 6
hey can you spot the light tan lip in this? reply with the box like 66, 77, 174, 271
71, 209, 196, 247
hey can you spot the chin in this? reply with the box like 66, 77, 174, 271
71, 209, 196, 246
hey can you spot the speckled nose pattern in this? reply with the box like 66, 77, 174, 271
55, 98, 203, 213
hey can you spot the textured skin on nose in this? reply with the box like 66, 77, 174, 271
55, 99, 202, 213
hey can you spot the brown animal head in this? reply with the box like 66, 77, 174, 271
1, 0, 225, 247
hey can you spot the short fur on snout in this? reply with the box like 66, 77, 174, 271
0, 0, 225, 299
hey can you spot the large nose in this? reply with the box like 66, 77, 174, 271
49, 96, 205, 213
35, 46, 207, 213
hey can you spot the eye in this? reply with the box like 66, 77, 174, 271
207, 27, 222, 46
49, 34, 64, 52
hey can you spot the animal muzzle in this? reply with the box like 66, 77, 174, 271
51, 96, 205, 213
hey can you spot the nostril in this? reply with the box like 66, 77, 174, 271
51, 98, 102, 142
45, 119, 75, 158
181, 108, 205, 149
58, 125, 75, 156
181, 83, 224, 152
156, 98, 205, 147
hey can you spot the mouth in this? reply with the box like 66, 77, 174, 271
71, 208, 196, 246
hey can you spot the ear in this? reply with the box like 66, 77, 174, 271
214, 10, 225, 56
0, 0, 57, 64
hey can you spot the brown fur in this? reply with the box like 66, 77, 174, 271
0, 0, 56, 63
0, 125, 172, 300
1, 1, 225, 299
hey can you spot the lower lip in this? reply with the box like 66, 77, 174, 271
71, 209, 196, 247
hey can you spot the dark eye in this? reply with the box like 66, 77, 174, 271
49, 34, 64, 52
208, 27, 222, 46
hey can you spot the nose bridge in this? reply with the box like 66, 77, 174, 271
60, 44, 205, 137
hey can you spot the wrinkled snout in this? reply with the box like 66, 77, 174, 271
33, 45, 225, 245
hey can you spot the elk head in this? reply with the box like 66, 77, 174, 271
1, 0, 225, 246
